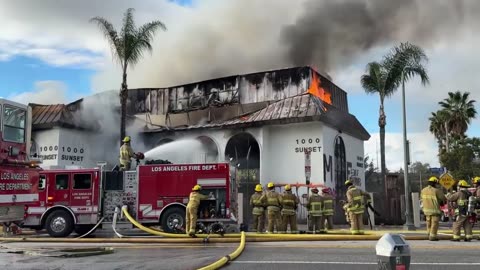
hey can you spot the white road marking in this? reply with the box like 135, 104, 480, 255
233, 261, 480, 266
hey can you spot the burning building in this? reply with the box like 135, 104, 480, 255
29, 66, 369, 223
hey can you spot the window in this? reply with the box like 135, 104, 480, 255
39, 175, 46, 190
73, 174, 91, 189
55, 174, 69, 190
3, 105, 26, 143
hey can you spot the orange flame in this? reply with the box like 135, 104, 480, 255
307, 72, 332, 105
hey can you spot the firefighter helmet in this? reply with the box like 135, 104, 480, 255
322, 187, 330, 194
345, 180, 353, 186
255, 184, 262, 192
473, 176, 480, 184
458, 180, 470, 188
428, 176, 439, 183
311, 188, 319, 193
123, 136, 131, 143
267, 182, 274, 188
192, 184, 202, 191
285, 184, 291, 191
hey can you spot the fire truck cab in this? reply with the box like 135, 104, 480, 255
23, 162, 237, 237
0, 98, 40, 226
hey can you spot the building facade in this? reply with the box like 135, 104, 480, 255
29, 66, 370, 224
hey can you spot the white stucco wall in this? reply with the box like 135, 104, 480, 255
322, 125, 366, 190
31, 128, 60, 167
261, 122, 324, 186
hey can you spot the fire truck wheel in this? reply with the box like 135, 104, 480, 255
45, 210, 74, 237
161, 207, 186, 233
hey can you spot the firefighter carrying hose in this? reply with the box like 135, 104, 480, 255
421, 176, 446, 241
260, 182, 282, 233
447, 180, 474, 241
279, 184, 299, 233
321, 187, 334, 231
186, 184, 214, 237
344, 179, 371, 235
250, 184, 265, 232
306, 187, 322, 233
119, 136, 136, 171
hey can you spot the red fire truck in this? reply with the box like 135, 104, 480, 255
23, 162, 237, 237
0, 99, 41, 227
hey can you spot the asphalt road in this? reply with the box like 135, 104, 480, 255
2, 240, 480, 270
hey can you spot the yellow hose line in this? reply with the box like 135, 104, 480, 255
0, 233, 452, 243
197, 232, 246, 270
122, 206, 207, 238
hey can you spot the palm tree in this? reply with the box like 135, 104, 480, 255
439, 91, 477, 139
91, 8, 166, 142
361, 62, 391, 180
361, 42, 429, 181
429, 110, 451, 152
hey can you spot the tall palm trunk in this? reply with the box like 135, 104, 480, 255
120, 65, 128, 145
379, 103, 387, 181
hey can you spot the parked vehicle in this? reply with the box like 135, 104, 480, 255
22, 163, 237, 237
0, 99, 41, 226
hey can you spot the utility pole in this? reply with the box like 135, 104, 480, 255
402, 72, 415, 230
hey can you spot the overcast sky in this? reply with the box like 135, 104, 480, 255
1, 0, 479, 171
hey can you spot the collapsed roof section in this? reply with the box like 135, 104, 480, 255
129, 66, 369, 141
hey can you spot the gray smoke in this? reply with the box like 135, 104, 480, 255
93, 0, 479, 89
281, 0, 472, 72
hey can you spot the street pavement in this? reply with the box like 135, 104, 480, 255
2, 238, 480, 270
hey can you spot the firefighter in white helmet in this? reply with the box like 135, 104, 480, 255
119, 136, 136, 171
186, 184, 213, 237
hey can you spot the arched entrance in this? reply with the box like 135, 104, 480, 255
196, 136, 219, 163
224, 132, 260, 228
333, 135, 347, 224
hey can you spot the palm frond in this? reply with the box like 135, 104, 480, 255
89, 17, 123, 64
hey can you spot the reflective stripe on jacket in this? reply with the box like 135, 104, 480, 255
307, 194, 323, 216
346, 187, 365, 214
250, 193, 265, 215
322, 195, 334, 216
280, 191, 299, 215
120, 143, 134, 163
421, 185, 445, 216
187, 192, 209, 208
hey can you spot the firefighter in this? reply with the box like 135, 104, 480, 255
186, 184, 212, 237
260, 182, 282, 233
447, 180, 474, 241
250, 184, 265, 232
474, 176, 480, 239
279, 184, 299, 233
119, 136, 136, 171
420, 176, 446, 241
344, 179, 371, 235
306, 187, 322, 233
321, 187, 334, 231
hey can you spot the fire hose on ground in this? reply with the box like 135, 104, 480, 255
118, 205, 453, 241
197, 231, 246, 270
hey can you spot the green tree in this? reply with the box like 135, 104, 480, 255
440, 137, 480, 180
361, 42, 429, 179
439, 91, 477, 140
91, 8, 166, 142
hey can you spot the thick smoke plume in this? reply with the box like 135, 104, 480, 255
93, 0, 479, 89
281, 0, 470, 71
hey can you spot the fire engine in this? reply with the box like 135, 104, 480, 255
22, 162, 237, 237
0, 99, 41, 227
